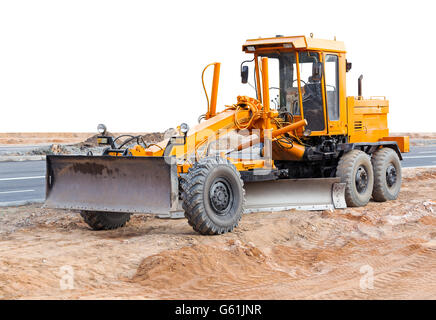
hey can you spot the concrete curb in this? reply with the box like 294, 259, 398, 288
0, 199, 45, 207
0, 155, 46, 162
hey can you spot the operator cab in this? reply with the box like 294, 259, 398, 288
241, 35, 345, 137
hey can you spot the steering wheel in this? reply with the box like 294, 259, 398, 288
269, 86, 284, 95
292, 79, 307, 86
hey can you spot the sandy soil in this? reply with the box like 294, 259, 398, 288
0, 168, 435, 300
0, 132, 148, 145
395, 132, 436, 140
394, 132, 436, 146
0, 132, 168, 146
0, 132, 171, 157
0, 133, 95, 145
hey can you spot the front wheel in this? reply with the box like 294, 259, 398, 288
336, 150, 374, 207
80, 211, 131, 230
181, 157, 245, 235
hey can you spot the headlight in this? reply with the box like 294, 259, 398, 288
180, 123, 189, 135
97, 124, 107, 135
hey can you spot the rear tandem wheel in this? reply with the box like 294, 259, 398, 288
336, 150, 374, 207
371, 147, 402, 202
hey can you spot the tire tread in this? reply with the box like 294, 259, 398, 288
337, 150, 374, 207
181, 156, 245, 235
80, 211, 131, 230
372, 148, 401, 202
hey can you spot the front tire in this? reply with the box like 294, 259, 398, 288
371, 148, 402, 202
336, 150, 374, 207
181, 157, 245, 235
80, 211, 131, 230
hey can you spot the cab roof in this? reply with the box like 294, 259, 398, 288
242, 35, 346, 53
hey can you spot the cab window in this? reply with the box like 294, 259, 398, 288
325, 54, 339, 121
259, 52, 300, 117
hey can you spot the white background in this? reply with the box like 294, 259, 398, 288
0, 0, 435, 133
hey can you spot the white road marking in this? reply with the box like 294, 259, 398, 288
418, 150, 436, 154
403, 155, 436, 159
0, 189, 35, 194
0, 175, 45, 181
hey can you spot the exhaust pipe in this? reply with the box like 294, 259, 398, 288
358, 74, 363, 99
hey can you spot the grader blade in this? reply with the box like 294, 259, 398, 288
243, 178, 346, 213
44, 155, 179, 214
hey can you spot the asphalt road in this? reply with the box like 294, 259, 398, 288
401, 145, 436, 168
0, 144, 50, 155
0, 145, 435, 207
0, 160, 46, 206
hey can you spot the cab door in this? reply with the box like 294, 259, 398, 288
297, 51, 328, 135
323, 53, 347, 135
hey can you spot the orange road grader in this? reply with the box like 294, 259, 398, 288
45, 35, 409, 235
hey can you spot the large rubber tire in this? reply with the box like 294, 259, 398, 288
181, 157, 245, 235
179, 173, 188, 201
336, 150, 374, 207
371, 148, 402, 202
80, 211, 131, 230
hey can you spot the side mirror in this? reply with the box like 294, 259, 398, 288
312, 62, 323, 81
241, 65, 249, 84
346, 60, 352, 72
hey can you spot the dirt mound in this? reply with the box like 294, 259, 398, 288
74, 132, 115, 148
141, 132, 165, 144
132, 242, 272, 292
74, 129, 172, 149
130, 236, 436, 299
140, 128, 177, 144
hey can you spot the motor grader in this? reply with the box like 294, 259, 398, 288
45, 35, 409, 235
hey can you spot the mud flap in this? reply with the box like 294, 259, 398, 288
44, 155, 180, 214
243, 178, 346, 213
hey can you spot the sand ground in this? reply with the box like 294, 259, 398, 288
0, 132, 150, 145
0, 167, 435, 299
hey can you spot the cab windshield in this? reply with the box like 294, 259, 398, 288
258, 51, 325, 132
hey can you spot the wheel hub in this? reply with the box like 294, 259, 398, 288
386, 164, 397, 187
209, 179, 233, 215
355, 166, 368, 193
